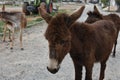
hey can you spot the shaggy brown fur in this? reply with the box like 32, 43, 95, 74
85, 5, 120, 57
39, 6, 117, 80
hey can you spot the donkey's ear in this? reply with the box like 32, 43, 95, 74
38, 3, 52, 23
69, 6, 85, 24
94, 5, 103, 19
87, 11, 92, 16
2, 4, 5, 11
94, 5, 100, 14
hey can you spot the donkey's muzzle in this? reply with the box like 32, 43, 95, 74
47, 66, 60, 74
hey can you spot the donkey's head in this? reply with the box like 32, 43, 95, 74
39, 5, 85, 74
85, 5, 103, 23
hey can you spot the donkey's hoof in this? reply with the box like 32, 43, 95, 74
21, 48, 24, 50
2, 40, 5, 42
10, 47, 13, 50
9, 40, 12, 42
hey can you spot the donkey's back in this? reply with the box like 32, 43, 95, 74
0, 12, 26, 28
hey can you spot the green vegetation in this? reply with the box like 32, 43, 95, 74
27, 18, 43, 28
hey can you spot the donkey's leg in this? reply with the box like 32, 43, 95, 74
99, 61, 106, 80
8, 30, 12, 42
10, 29, 14, 49
112, 32, 119, 57
74, 62, 82, 80
20, 28, 24, 50
85, 64, 93, 80
2, 24, 7, 42
71, 58, 83, 80
113, 40, 117, 57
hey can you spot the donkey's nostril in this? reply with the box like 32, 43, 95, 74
47, 66, 59, 74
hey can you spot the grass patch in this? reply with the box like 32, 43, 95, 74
0, 21, 4, 33
27, 19, 43, 28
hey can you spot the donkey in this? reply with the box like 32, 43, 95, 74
39, 5, 117, 80
0, 4, 27, 50
85, 5, 120, 57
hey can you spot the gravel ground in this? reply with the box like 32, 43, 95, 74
0, 3, 120, 80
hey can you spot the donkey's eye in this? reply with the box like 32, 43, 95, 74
60, 40, 67, 45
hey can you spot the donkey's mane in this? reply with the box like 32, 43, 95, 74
51, 13, 69, 27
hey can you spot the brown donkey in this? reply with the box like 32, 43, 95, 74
0, 4, 27, 50
39, 5, 117, 80
85, 5, 120, 57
